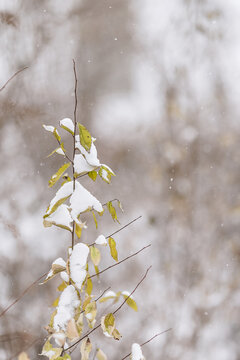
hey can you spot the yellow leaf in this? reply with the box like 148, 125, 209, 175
78, 123, 92, 152
107, 202, 119, 223
88, 170, 97, 181
44, 195, 71, 217
80, 338, 92, 360
66, 319, 79, 341
96, 349, 107, 360
99, 165, 115, 184
108, 237, 118, 262
90, 246, 101, 266
86, 276, 93, 296
112, 328, 122, 340
76, 313, 84, 336
122, 293, 138, 312
91, 211, 98, 229
75, 223, 82, 238
48, 163, 71, 187
85, 301, 97, 328
52, 296, 59, 307
18, 352, 30, 360
58, 281, 67, 291
94, 265, 99, 277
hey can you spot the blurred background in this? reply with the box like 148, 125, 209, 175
0, 0, 240, 359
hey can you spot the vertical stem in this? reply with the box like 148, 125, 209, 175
72, 59, 78, 249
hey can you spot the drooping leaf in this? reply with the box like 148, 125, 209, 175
43, 125, 61, 142
52, 296, 59, 307
108, 237, 118, 262
80, 338, 92, 360
121, 292, 138, 312
94, 265, 99, 276
90, 246, 101, 266
96, 349, 107, 360
117, 200, 124, 212
57, 281, 67, 292
107, 202, 119, 223
86, 276, 93, 296
88, 170, 97, 181
101, 313, 121, 340
91, 211, 98, 229
78, 123, 92, 152
66, 318, 79, 341
76, 312, 84, 336
48, 163, 71, 188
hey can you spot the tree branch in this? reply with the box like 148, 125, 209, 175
0, 66, 28, 92
89, 244, 151, 280
64, 266, 151, 353
89, 215, 142, 247
0, 272, 47, 319
120, 328, 172, 360
71, 59, 78, 249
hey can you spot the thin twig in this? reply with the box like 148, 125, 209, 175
89, 215, 142, 247
120, 328, 172, 360
0, 66, 28, 92
113, 266, 151, 315
89, 244, 151, 279
71, 59, 78, 249
94, 287, 111, 303
64, 267, 151, 353
0, 272, 47, 319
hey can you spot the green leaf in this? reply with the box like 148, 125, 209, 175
107, 201, 119, 223
43, 125, 61, 142
88, 170, 97, 181
99, 165, 116, 184
104, 313, 115, 328
91, 211, 98, 229
44, 195, 71, 217
52, 296, 59, 307
78, 123, 92, 152
94, 265, 99, 276
47, 147, 65, 158
121, 293, 138, 311
90, 246, 101, 266
57, 281, 67, 291
86, 276, 93, 296
41, 339, 62, 360
53, 128, 61, 142
48, 163, 71, 188
108, 237, 118, 262
117, 200, 124, 212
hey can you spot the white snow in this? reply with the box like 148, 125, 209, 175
60, 271, 69, 283
100, 168, 108, 182
43, 125, 55, 132
74, 154, 96, 175
54, 285, 80, 331
131, 343, 145, 360
122, 291, 134, 299
46, 204, 73, 230
75, 135, 100, 167
69, 243, 89, 289
56, 148, 65, 155
104, 290, 117, 298
70, 181, 103, 222
46, 182, 73, 216
95, 234, 107, 246
60, 118, 74, 133
53, 257, 66, 267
